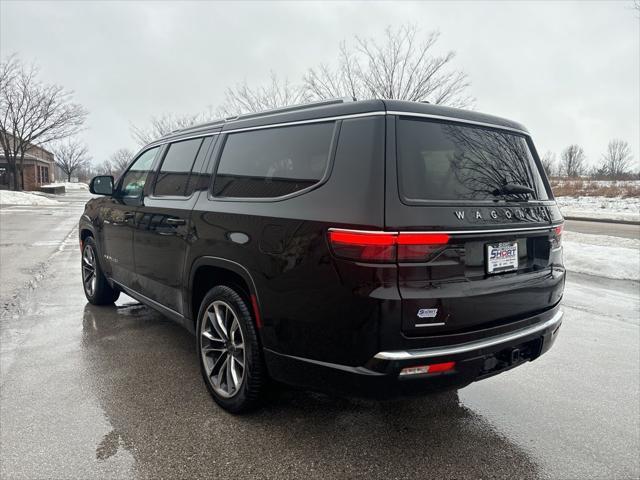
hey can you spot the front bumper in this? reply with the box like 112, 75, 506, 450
264, 306, 563, 398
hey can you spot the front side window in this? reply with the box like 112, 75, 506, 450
153, 137, 207, 197
213, 122, 335, 198
397, 118, 549, 202
119, 147, 159, 198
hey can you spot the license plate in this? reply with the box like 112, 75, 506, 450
486, 241, 518, 274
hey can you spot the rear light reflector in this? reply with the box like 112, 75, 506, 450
328, 229, 450, 263
250, 294, 262, 329
426, 361, 456, 373
399, 361, 456, 376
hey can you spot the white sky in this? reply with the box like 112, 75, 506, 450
1, 1, 639, 170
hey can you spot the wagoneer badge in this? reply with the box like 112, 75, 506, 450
454, 207, 550, 222
417, 308, 438, 319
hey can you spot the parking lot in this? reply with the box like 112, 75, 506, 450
1, 192, 638, 479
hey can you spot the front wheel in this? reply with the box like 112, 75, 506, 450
81, 237, 119, 305
196, 285, 267, 413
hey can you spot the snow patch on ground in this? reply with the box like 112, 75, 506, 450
42, 182, 89, 191
563, 231, 640, 281
556, 196, 640, 222
0, 190, 62, 206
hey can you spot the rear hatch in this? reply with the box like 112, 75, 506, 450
386, 114, 565, 336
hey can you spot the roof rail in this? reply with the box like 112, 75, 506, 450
225, 97, 355, 123
167, 118, 226, 135
170, 97, 356, 137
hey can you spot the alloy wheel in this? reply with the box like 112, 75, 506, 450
200, 300, 246, 398
82, 244, 97, 297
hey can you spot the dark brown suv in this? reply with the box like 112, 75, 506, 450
80, 98, 565, 412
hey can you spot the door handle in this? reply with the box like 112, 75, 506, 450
166, 218, 186, 226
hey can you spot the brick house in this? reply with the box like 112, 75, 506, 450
0, 137, 56, 190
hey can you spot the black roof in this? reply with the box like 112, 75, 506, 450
154, 98, 529, 145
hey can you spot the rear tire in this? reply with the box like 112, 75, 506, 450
196, 285, 266, 413
81, 236, 120, 305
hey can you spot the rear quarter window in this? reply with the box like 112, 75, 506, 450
212, 122, 336, 199
397, 118, 549, 203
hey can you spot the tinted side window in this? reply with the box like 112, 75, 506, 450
153, 138, 205, 197
213, 122, 335, 198
120, 147, 159, 198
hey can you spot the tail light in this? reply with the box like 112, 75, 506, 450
328, 229, 450, 263
328, 230, 396, 262
551, 223, 564, 248
397, 233, 450, 261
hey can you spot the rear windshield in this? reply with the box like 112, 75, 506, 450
397, 118, 549, 202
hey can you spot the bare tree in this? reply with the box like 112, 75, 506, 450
219, 24, 474, 116
0, 54, 88, 190
97, 148, 134, 177
540, 151, 557, 177
130, 111, 215, 147
304, 25, 473, 108
445, 125, 536, 201
95, 159, 115, 176
52, 138, 91, 182
588, 163, 608, 180
601, 139, 633, 179
560, 145, 586, 178
110, 148, 134, 174
218, 73, 310, 117
75, 163, 97, 183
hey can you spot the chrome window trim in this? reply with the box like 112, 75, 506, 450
374, 310, 563, 361
387, 110, 529, 135
146, 131, 220, 149
221, 111, 385, 135
328, 223, 563, 236
149, 112, 384, 148
148, 110, 528, 149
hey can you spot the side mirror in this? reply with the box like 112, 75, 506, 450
89, 175, 114, 196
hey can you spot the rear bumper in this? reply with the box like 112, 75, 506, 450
264, 306, 563, 398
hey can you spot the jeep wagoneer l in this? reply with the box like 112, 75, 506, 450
79, 99, 565, 412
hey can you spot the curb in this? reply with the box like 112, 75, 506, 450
563, 216, 640, 226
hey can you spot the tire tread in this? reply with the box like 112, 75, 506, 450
197, 285, 267, 413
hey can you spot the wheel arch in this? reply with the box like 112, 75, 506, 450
188, 257, 262, 332
79, 216, 96, 245
80, 227, 94, 244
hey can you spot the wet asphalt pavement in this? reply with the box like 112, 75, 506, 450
1, 193, 638, 479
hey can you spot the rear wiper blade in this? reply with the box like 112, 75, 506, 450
493, 182, 535, 196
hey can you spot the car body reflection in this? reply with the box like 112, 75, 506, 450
81, 302, 540, 478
